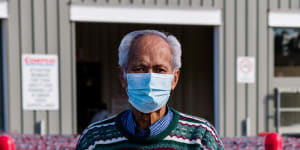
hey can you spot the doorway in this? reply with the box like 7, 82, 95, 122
75, 23, 215, 133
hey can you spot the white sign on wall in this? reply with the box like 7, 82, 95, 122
22, 54, 59, 110
237, 56, 255, 84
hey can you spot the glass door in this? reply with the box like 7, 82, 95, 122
269, 27, 300, 134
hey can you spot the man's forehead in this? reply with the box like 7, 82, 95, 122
132, 34, 169, 46
127, 34, 172, 67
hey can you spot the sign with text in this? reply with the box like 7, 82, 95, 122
22, 54, 59, 110
237, 56, 255, 83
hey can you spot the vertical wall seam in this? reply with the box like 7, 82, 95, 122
44, 0, 48, 54
223, 0, 226, 136
255, 0, 259, 134
234, 0, 237, 136
17, 0, 24, 134
44, 0, 50, 134
70, 22, 75, 134
245, 0, 248, 118
289, 0, 291, 9
56, 0, 62, 134
266, 0, 270, 132
31, 0, 37, 130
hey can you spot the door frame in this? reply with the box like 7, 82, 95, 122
0, 0, 8, 132
0, 20, 8, 132
268, 11, 300, 132
70, 4, 223, 131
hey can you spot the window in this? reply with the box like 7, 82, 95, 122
274, 28, 300, 77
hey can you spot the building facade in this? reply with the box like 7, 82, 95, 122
1, 0, 300, 137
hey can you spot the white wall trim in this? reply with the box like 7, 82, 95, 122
70, 5, 222, 26
0, 1, 8, 19
269, 11, 300, 27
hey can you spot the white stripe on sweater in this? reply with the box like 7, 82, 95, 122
178, 120, 216, 137
79, 122, 115, 143
87, 136, 127, 150
164, 135, 208, 150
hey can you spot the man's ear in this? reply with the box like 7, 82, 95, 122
171, 69, 180, 90
118, 67, 127, 88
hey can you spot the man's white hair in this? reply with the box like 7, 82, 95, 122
118, 30, 182, 72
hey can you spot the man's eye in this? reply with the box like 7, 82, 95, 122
135, 68, 144, 72
156, 68, 165, 73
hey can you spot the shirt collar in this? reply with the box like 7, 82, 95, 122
121, 106, 173, 137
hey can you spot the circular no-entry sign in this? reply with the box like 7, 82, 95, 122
239, 58, 253, 73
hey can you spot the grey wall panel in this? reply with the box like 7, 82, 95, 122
95, 0, 108, 5
20, 0, 34, 134
71, 0, 215, 7
236, 0, 246, 136
33, 0, 48, 134
224, 0, 235, 137
202, 0, 213, 8
71, 22, 77, 135
133, 0, 144, 5
72, 0, 82, 2
58, 0, 75, 134
247, 0, 257, 136
257, 0, 268, 134
214, 0, 223, 8
6, 0, 77, 134
291, 0, 300, 9
268, 28, 275, 132
108, 0, 120, 5
156, 0, 167, 6
191, 0, 201, 7
218, 25, 225, 136
168, 0, 179, 7
178, 0, 190, 7
85, 0, 96, 3
280, 0, 289, 10
7, 0, 22, 133
120, 0, 132, 5
144, 0, 155, 6
270, 0, 279, 10
46, 0, 60, 134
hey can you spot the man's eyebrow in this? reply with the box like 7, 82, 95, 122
153, 64, 168, 68
132, 64, 147, 67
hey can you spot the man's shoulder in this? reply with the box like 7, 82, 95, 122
79, 115, 118, 140
76, 112, 131, 149
174, 110, 224, 149
178, 112, 218, 137
87, 114, 117, 130
176, 110, 212, 127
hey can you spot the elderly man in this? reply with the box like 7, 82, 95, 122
76, 30, 224, 150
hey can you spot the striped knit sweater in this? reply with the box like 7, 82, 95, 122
76, 108, 224, 150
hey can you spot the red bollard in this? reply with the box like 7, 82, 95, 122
0, 135, 15, 150
265, 132, 283, 150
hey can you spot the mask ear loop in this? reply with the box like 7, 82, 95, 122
123, 69, 129, 94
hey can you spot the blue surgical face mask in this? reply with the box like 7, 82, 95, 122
126, 73, 173, 113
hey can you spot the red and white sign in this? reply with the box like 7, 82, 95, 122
237, 57, 255, 83
22, 54, 59, 110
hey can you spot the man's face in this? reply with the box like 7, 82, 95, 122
120, 34, 180, 90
